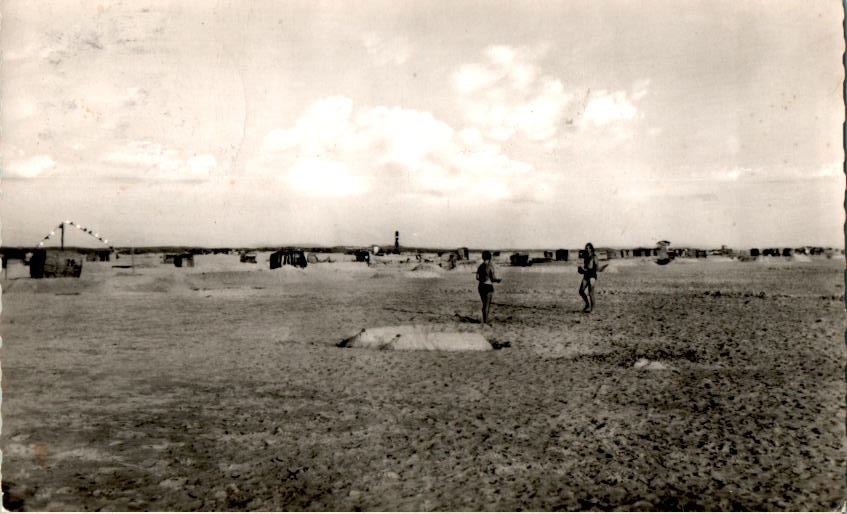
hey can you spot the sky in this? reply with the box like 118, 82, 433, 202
1, 0, 844, 249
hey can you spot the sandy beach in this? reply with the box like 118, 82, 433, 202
1, 254, 844, 510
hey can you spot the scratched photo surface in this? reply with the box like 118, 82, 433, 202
1, 1, 844, 511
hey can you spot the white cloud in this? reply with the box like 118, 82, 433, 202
485, 45, 517, 65
5, 154, 55, 178
288, 159, 367, 196
3, 97, 38, 121
583, 90, 638, 126
256, 96, 539, 202
454, 49, 650, 149
709, 163, 842, 183
723, 167, 744, 181
187, 154, 217, 177
361, 32, 411, 66
106, 141, 181, 172
452, 45, 573, 142
453, 63, 501, 94
104, 141, 216, 180
355, 106, 454, 168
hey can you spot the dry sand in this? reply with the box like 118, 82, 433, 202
0, 256, 845, 510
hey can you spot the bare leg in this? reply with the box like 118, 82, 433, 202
479, 288, 490, 323
482, 290, 493, 323
579, 278, 590, 312
587, 278, 595, 312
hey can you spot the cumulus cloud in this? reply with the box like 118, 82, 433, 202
256, 96, 539, 202
453, 47, 652, 151
288, 160, 367, 196
452, 45, 573, 142
549, 80, 651, 157
4, 154, 56, 178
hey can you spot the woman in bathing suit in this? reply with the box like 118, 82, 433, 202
578, 242, 602, 313
476, 250, 501, 324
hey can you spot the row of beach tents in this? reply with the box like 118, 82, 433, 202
10, 244, 842, 279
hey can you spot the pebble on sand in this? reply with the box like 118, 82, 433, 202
633, 358, 669, 370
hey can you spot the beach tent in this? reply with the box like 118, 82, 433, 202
173, 254, 194, 267
30, 220, 117, 278
270, 249, 308, 269
656, 241, 671, 265
270, 251, 283, 269
353, 249, 371, 263
85, 250, 111, 262
555, 249, 569, 261
510, 253, 531, 266
29, 250, 83, 278
30, 220, 119, 277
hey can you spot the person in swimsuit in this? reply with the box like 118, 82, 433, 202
578, 242, 604, 313
476, 250, 501, 324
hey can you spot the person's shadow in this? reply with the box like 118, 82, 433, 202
454, 313, 481, 324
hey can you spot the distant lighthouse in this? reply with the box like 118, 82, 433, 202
395, 231, 400, 253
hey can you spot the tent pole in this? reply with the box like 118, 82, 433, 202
60, 223, 65, 250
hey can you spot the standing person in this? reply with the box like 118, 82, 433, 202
476, 250, 501, 324
578, 242, 605, 313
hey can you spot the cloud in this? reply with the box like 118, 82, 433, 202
453, 47, 652, 153
187, 154, 218, 177
256, 96, 539, 202
4, 154, 56, 178
583, 90, 639, 126
453, 45, 572, 142
361, 32, 411, 66
3, 97, 38, 121
104, 141, 217, 181
288, 159, 367, 196
550, 80, 651, 156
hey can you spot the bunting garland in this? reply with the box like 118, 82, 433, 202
37, 220, 114, 251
